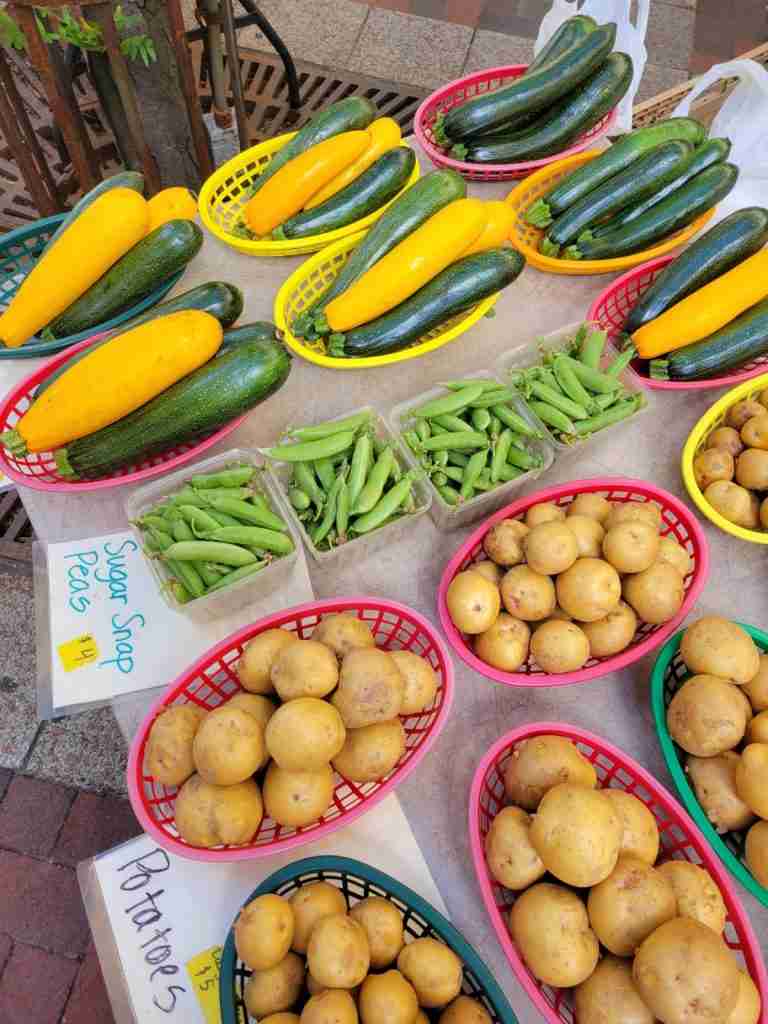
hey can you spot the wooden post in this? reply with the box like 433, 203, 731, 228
165, 0, 215, 180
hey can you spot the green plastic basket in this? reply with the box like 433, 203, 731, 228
219, 856, 518, 1024
0, 214, 182, 359
650, 623, 768, 908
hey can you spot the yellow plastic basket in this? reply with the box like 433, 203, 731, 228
682, 372, 768, 544
274, 230, 500, 369
198, 134, 420, 257
506, 150, 715, 276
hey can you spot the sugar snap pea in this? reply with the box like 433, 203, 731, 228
336, 479, 350, 539
552, 354, 595, 410
168, 559, 206, 599
206, 561, 268, 591
190, 465, 255, 489
314, 456, 336, 492
437, 483, 460, 505
489, 415, 501, 439
170, 516, 194, 543
447, 451, 469, 468
415, 419, 431, 443
432, 413, 472, 434
352, 473, 417, 534
162, 540, 258, 567
264, 430, 357, 463
605, 345, 635, 378
556, 355, 622, 395
440, 465, 465, 484
571, 395, 643, 435
461, 449, 487, 499
528, 379, 588, 420
147, 525, 173, 552
471, 408, 491, 432
420, 431, 488, 452
441, 379, 500, 392
347, 434, 372, 510
498, 463, 524, 483
287, 410, 371, 441
312, 473, 344, 546
491, 429, 513, 483
201, 527, 295, 555
505, 446, 541, 470
137, 514, 169, 534
207, 509, 242, 528
170, 581, 191, 604
578, 328, 606, 369
294, 462, 325, 511
411, 384, 485, 419
492, 404, 540, 437
432, 450, 449, 467
468, 388, 517, 409
528, 400, 576, 435
289, 488, 311, 510
203, 494, 288, 533
197, 561, 226, 588
353, 446, 394, 515
432, 471, 448, 487
178, 504, 221, 537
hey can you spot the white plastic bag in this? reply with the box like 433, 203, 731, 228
533, 0, 649, 133
671, 59, 768, 224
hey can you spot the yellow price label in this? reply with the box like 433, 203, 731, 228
186, 945, 224, 1024
57, 633, 99, 672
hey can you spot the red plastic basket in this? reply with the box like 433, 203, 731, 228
127, 597, 455, 862
587, 255, 768, 391
469, 722, 768, 1024
437, 478, 709, 688
0, 335, 247, 492
413, 65, 617, 183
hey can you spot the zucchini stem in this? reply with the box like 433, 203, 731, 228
563, 244, 583, 260
540, 236, 561, 258
525, 198, 553, 228
649, 359, 670, 380
0, 429, 27, 458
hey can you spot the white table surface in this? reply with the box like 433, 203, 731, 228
18, 142, 768, 1022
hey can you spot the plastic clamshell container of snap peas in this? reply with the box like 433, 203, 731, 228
495, 321, 653, 453
389, 372, 554, 531
263, 406, 432, 566
125, 448, 300, 622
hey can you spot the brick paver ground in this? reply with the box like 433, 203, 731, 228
0, 774, 141, 1024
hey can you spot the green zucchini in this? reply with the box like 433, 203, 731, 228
590, 137, 731, 239
626, 208, 768, 335
55, 338, 291, 479
328, 248, 524, 358
219, 321, 276, 352
652, 297, 768, 381
274, 147, 415, 240
459, 53, 633, 164
42, 171, 145, 254
49, 220, 203, 338
293, 169, 466, 337
441, 23, 617, 142
248, 96, 376, 199
525, 117, 707, 227
541, 139, 694, 255
527, 15, 598, 74
565, 163, 739, 260
36, 282, 243, 399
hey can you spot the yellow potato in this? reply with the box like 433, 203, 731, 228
175, 774, 262, 848
312, 612, 376, 659
265, 698, 346, 772
525, 502, 565, 527
439, 997, 491, 1024
349, 896, 404, 969
332, 719, 405, 783
397, 938, 463, 1008
706, 426, 744, 458
728, 399, 765, 430
603, 789, 660, 864
359, 970, 419, 1024
263, 762, 335, 828
530, 620, 590, 673
390, 650, 438, 714
761, 496, 768, 530
567, 493, 612, 524
735, 743, 768, 818
503, 734, 596, 810
704, 480, 760, 529
587, 855, 677, 956
605, 501, 661, 532
745, 820, 768, 888
484, 805, 545, 890
469, 559, 504, 585
244, 953, 305, 1018
574, 955, 654, 1024
667, 675, 749, 756
193, 705, 265, 786
581, 601, 637, 658
623, 562, 684, 625
564, 514, 605, 557
236, 893, 295, 971
681, 617, 761, 684
727, 972, 762, 1024
530, 783, 622, 887
633, 917, 739, 1024
446, 571, 501, 634
271, 639, 339, 701
290, 881, 348, 955
686, 752, 756, 833
736, 448, 768, 490
509, 883, 598, 987
656, 861, 726, 933
145, 705, 206, 786
262, 1015, 301, 1024
500, 565, 556, 622
523, 521, 578, 575
694, 448, 735, 491
744, 654, 768, 710
482, 521, 526, 566
746, 709, 768, 743
238, 628, 296, 693
741, 414, 768, 450
307, 914, 370, 989
656, 536, 693, 578
332, 648, 405, 728
228, 692, 276, 734
300, 990, 357, 1024
474, 614, 530, 671
602, 521, 660, 574
556, 557, 621, 622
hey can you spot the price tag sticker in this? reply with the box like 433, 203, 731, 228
57, 633, 100, 672
187, 945, 224, 1024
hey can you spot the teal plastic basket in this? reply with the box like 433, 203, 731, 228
0, 214, 183, 359
220, 856, 517, 1024
650, 623, 768, 908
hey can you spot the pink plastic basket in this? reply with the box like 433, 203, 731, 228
469, 722, 768, 1024
437, 478, 709, 688
127, 597, 455, 862
0, 334, 247, 492
587, 255, 768, 391
413, 65, 617, 183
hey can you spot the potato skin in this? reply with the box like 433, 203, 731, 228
623, 562, 684, 625
271, 639, 339, 701
656, 536, 692, 578
567, 494, 611, 523
290, 882, 347, 955
359, 970, 418, 1024
502, 735, 597, 810
474, 614, 530, 672
564, 514, 605, 557
312, 612, 375, 659
681, 617, 761, 684
244, 953, 305, 1018
332, 719, 406, 783
307, 914, 370, 990
332, 648, 405, 728
175, 774, 262, 848
706, 426, 743, 458
632, 917, 740, 1024
301, 989, 358, 1024
574, 956, 655, 1024
602, 521, 660, 574
587, 855, 677, 956
735, 743, 768, 818
746, 709, 768, 744
686, 752, 756, 833
500, 566, 556, 622
349, 896, 404, 969
530, 620, 590, 673
728, 400, 764, 429
745, 820, 768, 888
438, 996, 492, 1024
694, 448, 734, 491
606, 502, 661, 532
666, 676, 748, 756
389, 650, 438, 714
145, 705, 206, 786
263, 763, 334, 828
193, 705, 265, 786
265, 698, 346, 772
744, 655, 768, 711
581, 601, 637, 658
484, 806, 545, 891
397, 938, 463, 1009
704, 480, 759, 529
483, 521, 526, 567
509, 883, 598, 988
603, 789, 659, 864
656, 861, 726, 934
236, 894, 295, 971
525, 502, 565, 527
238, 628, 296, 694
523, 521, 578, 575
529, 783, 622, 887
446, 572, 501, 634
556, 558, 621, 623
727, 972, 762, 1024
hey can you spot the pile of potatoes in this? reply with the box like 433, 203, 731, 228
445, 492, 692, 675
694, 394, 768, 531
233, 880, 491, 1024
143, 612, 438, 848
666, 616, 768, 889
484, 734, 762, 1024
